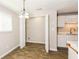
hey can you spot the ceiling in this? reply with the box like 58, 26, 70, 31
0, 0, 78, 14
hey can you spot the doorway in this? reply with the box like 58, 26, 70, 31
24, 15, 49, 53
26, 16, 45, 44
20, 15, 49, 53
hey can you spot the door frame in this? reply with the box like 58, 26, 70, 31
19, 14, 49, 53
19, 16, 26, 49
45, 14, 49, 53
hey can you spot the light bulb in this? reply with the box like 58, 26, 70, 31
25, 15, 29, 19
25, 12, 29, 16
19, 14, 23, 18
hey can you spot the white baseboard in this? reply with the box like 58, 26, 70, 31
0, 45, 19, 59
50, 48, 57, 51
27, 41, 45, 44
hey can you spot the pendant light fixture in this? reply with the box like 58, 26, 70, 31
19, 0, 29, 19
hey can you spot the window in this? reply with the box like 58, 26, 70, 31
0, 11, 12, 32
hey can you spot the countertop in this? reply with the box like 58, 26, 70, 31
58, 32, 78, 35
67, 40, 78, 54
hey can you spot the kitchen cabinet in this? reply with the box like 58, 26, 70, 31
57, 15, 78, 27
66, 35, 78, 41
66, 15, 78, 23
58, 16, 65, 27
58, 35, 67, 47
58, 35, 78, 47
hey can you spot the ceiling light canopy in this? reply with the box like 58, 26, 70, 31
19, 0, 29, 19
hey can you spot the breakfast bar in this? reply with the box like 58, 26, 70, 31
67, 40, 78, 59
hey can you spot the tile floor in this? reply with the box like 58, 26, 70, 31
2, 43, 68, 59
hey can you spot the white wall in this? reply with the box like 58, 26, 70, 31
26, 16, 45, 44
0, 4, 19, 58
28, 10, 57, 51
49, 12, 57, 51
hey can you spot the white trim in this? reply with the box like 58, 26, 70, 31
19, 16, 25, 48
45, 14, 49, 53
0, 45, 19, 59
27, 41, 45, 44
50, 48, 57, 51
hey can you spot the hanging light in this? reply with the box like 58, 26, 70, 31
19, 0, 29, 19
